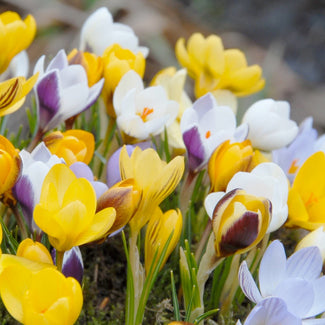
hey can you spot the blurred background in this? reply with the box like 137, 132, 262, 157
1, 0, 325, 128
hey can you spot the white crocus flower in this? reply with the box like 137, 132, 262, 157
80, 7, 149, 57
113, 70, 179, 141
296, 227, 325, 262
243, 98, 299, 151
239, 240, 325, 322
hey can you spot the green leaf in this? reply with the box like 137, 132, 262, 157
193, 308, 219, 324
170, 270, 180, 321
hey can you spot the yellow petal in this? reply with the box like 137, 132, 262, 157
17, 239, 53, 265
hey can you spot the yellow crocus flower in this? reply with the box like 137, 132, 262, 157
68, 49, 103, 87
212, 189, 270, 257
33, 164, 116, 252
0, 74, 38, 117
0, 135, 20, 199
0, 11, 36, 74
287, 151, 325, 230
16, 238, 53, 265
101, 43, 145, 117
119, 146, 184, 235
0, 264, 82, 325
176, 33, 265, 98
43, 130, 95, 166
145, 207, 182, 274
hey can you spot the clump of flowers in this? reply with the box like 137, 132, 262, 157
0, 5, 324, 325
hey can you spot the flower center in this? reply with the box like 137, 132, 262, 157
205, 130, 211, 139
137, 107, 154, 122
288, 159, 299, 174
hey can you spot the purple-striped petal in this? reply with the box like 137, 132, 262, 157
238, 261, 262, 303
36, 70, 61, 131
183, 126, 206, 172
70, 162, 93, 181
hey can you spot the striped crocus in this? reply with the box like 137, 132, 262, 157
33, 49, 104, 133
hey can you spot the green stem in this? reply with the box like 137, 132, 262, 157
10, 205, 28, 240
56, 250, 65, 272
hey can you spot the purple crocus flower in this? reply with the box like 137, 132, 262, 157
33, 49, 104, 133
52, 246, 84, 284
70, 161, 108, 199
272, 117, 325, 183
180, 93, 247, 173
239, 240, 325, 320
13, 142, 64, 232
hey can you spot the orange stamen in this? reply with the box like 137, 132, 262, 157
288, 159, 299, 174
137, 107, 154, 122
205, 130, 211, 139
305, 192, 318, 207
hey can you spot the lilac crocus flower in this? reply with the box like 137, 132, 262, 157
52, 246, 84, 284
180, 93, 247, 173
239, 240, 325, 320
273, 117, 325, 183
13, 142, 64, 232
70, 161, 108, 199
237, 297, 301, 325
33, 49, 104, 133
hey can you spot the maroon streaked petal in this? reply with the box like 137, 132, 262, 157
36, 70, 61, 131
220, 211, 259, 255
183, 126, 206, 172
213, 188, 242, 220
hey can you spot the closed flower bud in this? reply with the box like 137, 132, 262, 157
44, 129, 95, 166
211, 188, 271, 257
97, 178, 142, 236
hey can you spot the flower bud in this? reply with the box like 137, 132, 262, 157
211, 188, 271, 257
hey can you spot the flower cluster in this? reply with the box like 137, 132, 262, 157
0, 5, 324, 325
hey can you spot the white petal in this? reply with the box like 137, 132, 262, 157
259, 240, 287, 297
305, 277, 325, 317
204, 192, 225, 219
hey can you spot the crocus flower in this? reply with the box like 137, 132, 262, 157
16, 238, 53, 265
227, 162, 289, 233
144, 208, 182, 273
175, 33, 264, 98
180, 93, 247, 172
102, 43, 145, 117
79, 6, 149, 57
70, 161, 108, 199
237, 297, 302, 325
33, 164, 116, 252
43, 130, 95, 166
206, 188, 270, 257
96, 179, 141, 237
242, 98, 299, 151
119, 146, 184, 234
0, 50, 29, 81
113, 70, 179, 142
13, 142, 64, 232
0, 264, 82, 325
296, 227, 325, 263
0, 11, 36, 74
238, 240, 325, 320
0, 135, 21, 199
287, 151, 325, 230
151, 67, 192, 153
272, 117, 325, 183
106, 142, 152, 187
33, 49, 104, 133
68, 49, 103, 87
208, 140, 255, 192
0, 74, 38, 117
